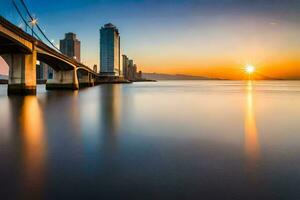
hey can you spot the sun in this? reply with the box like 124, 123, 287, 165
245, 65, 255, 74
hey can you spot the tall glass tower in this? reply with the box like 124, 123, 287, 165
100, 23, 120, 76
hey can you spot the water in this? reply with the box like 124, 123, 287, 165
0, 81, 300, 199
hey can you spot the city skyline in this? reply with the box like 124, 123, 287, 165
1, 0, 300, 79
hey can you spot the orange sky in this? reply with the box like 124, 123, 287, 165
139, 61, 300, 80
119, 15, 300, 80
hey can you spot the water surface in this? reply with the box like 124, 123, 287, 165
0, 81, 300, 199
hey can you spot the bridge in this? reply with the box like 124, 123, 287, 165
0, 16, 99, 95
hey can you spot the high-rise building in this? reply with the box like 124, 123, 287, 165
120, 55, 142, 81
133, 64, 137, 79
60, 32, 81, 62
100, 23, 120, 76
128, 59, 134, 68
122, 55, 129, 78
127, 59, 135, 80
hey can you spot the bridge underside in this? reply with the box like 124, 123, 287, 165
46, 69, 79, 90
77, 69, 95, 88
0, 34, 32, 54
37, 52, 75, 71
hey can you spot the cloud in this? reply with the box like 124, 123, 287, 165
270, 22, 278, 26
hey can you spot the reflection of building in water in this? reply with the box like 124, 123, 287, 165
20, 96, 46, 199
245, 81, 260, 176
101, 85, 121, 150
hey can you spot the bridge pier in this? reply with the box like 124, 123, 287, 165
46, 69, 79, 90
2, 52, 37, 95
78, 73, 94, 88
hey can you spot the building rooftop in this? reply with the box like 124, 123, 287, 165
104, 23, 116, 28
65, 32, 77, 39
102, 23, 119, 34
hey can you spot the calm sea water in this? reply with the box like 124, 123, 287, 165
0, 81, 300, 199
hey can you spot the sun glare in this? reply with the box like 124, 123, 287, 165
245, 65, 255, 74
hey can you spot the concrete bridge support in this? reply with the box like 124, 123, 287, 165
2, 52, 37, 95
46, 69, 79, 90
78, 73, 94, 88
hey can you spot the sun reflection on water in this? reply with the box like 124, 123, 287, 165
245, 81, 260, 176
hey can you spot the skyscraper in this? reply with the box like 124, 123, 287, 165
100, 23, 120, 76
133, 64, 137, 80
122, 55, 129, 78
60, 32, 81, 62
128, 59, 135, 80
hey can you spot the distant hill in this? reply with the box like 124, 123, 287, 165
143, 73, 220, 80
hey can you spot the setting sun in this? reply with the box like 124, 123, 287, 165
245, 65, 255, 74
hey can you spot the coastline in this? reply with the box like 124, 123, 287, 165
2, 79, 300, 85
132, 79, 157, 82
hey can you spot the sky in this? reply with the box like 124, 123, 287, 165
1, 0, 300, 79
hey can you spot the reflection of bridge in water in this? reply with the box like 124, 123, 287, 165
0, 16, 99, 95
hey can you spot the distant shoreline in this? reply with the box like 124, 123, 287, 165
2, 80, 300, 85
142, 73, 222, 81
142, 73, 300, 81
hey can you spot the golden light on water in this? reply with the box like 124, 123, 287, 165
245, 81, 260, 181
20, 96, 46, 198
